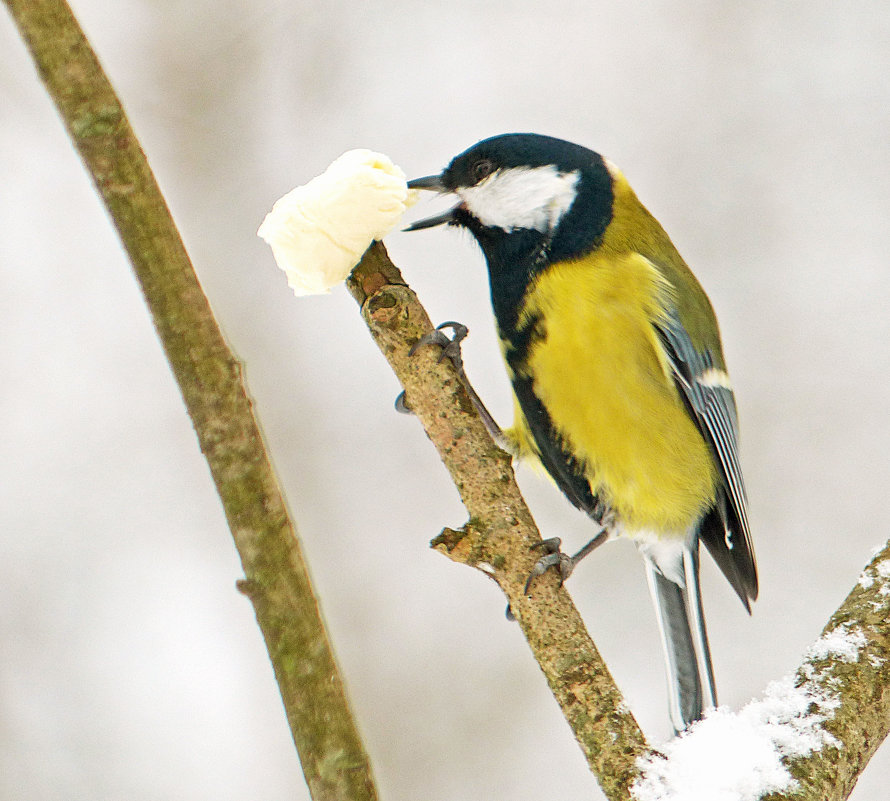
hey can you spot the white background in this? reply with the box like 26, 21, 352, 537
2, 1, 890, 799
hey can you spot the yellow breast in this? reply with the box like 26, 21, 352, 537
510, 252, 717, 535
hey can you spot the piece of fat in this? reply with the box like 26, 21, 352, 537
258, 149, 417, 296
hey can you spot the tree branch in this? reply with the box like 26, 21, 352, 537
3, 3, 378, 800
764, 540, 890, 801
347, 243, 648, 801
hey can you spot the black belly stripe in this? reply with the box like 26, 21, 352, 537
510, 374, 599, 516
501, 308, 600, 518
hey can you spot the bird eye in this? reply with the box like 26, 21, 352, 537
472, 159, 494, 183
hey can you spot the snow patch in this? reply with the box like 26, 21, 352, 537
631, 678, 839, 801
631, 620, 871, 801
806, 624, 867, 663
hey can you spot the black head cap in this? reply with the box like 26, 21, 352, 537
442, 133, 606, 192
434, 134, 614, 266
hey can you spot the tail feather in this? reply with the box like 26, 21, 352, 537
643, 541, 716, 732
683, 540, 717, 710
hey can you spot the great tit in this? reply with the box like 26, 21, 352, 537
406, 133, 757, 732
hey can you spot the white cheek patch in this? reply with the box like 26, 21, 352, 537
457, 165, 580, 232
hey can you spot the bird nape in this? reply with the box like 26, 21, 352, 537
406, 133, 757, 733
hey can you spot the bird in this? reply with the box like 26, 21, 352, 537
404, 133, 757, 732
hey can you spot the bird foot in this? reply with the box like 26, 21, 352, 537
409, 321, 469, 368
525, 537, 575, 592
505, 537, 575, 620
395, 321, 469, 413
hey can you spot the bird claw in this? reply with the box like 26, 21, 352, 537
394, 391, 412, 414
395, 321, 470, 414
525, 537, 575, 592
409, 321, 469, 370
507, 538, 575, 618
507, 532, 606, 618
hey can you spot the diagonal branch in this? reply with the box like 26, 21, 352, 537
3, 3, 378, 801
347, 244, 648, 801
763, 540, 890, 801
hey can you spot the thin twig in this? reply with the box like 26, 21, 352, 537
3, 3, 378, 800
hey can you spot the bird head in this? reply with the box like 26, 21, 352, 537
407, 133, 615, 266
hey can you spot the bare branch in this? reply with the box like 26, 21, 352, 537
347, 243, 648, 801
3, 2, 378, 800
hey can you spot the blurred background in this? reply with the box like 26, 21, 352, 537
2, 1, 889, 799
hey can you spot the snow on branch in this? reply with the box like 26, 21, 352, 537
632, 540, 890, 801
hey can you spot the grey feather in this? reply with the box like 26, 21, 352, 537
654, 312, 758, 607
644, 543, 716, 732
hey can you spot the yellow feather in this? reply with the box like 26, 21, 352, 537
511, 252, 717, 535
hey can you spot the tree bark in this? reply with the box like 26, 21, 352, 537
764, 541, 890, 801
347, 245, 648, 801
3, 3, 379, 801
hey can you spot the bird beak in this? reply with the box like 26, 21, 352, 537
404, 174, 458, 231
408, 174, 447, 191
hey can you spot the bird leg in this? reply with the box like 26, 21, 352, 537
503, 530, 611, 620
524, 530, 610, 592
395, 321, 505, 445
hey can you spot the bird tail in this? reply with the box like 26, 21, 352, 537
643, 540, 716, 732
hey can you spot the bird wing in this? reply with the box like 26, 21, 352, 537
654, 311, 758, 609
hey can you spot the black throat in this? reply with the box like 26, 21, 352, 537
454, 156, 615, 342
454, 212, 549, 337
